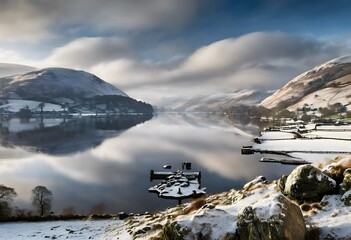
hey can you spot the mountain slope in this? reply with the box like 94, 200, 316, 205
162, 90, 271, 112
0, 67, 153, 114
260, 56, 351, 111
0, 63, 36, 78
0, 67, 127, 101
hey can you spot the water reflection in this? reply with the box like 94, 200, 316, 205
0, 113, 295, 214
0, 115, 152, 154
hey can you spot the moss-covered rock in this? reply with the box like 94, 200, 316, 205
339, 168, 351, 195
160, 222, 190, 240
236, 194, 306, 240
284, 165, 337, 201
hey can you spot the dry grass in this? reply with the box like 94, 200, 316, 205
300, 203, 311, 212
181, 197, 207, 215
310, 202, 323, 211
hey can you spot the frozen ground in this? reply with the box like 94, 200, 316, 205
0, 220, 121, 240
253, 128, 351, 162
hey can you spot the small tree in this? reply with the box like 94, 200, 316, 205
0, 185, 17, 201
0, 185, 17, 219
31, 186, 52, 216
37, 102, 45, 114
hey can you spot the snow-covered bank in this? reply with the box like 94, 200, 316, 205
0, 220, 121, 240
99, 157, 351, 239
251, 125, 351, 162
3, 158, 351, 239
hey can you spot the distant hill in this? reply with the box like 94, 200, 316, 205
0, 67, 153, 114
260, 56, 351, 111
0, 63, 36, 78
162, 90, 271, 112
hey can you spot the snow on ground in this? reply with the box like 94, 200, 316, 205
307, 195, 351, 239
258, 131, 296, 140
254, 138, 351, 153
287, 86, 351, 111
253, 127, 351, 162
0, 100, 64, 112
304, 130, 351, 140
0, 220, 121, 240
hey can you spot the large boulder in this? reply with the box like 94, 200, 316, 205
163, 208, 236, 240
284, 165, 337, 201
340, 168, 351, 195
236, 193, 306, 240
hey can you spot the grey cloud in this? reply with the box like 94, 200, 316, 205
0, 0, 200, 41
42, 32, 351, 105
45, 37, 133, 68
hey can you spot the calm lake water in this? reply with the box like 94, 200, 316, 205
0, 113, 295, 214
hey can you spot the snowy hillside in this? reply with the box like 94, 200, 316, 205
162, 90, 270, 112
260, 55, 351, 111
0, 67, 153, 114
0, 67, 127, 101
0, 63, 36, 78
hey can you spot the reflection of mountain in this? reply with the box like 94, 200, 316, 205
0, 115, 152, 155
159, 90, 270, 112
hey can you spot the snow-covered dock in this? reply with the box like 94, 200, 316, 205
149, 163, 206, 204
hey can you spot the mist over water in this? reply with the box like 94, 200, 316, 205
0, 113, 295, 214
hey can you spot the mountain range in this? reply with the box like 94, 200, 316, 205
160, 90, 271, 112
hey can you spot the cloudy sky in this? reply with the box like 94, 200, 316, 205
1, 0, 351, 105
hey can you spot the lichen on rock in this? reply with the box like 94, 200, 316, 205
236, 193, 306, 240
284, 165, 337, 202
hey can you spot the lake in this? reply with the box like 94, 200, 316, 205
0, 113, 295, 215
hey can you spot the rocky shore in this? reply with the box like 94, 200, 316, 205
102, 157, 351, 239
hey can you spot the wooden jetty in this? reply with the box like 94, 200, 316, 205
259, 157, 310, 165
148, 162, 205, 205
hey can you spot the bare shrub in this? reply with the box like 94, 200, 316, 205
181, 197, 207, 215
62, 206, 76, 216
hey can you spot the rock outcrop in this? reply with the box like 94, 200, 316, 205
283, 165, 337, 201
236, 193, 306, 240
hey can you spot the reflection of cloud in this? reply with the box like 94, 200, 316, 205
0, 113, 297, 213
0, 146, 36, 161
40, 32, 350, 105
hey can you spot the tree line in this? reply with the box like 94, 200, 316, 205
0, 184, 113, 221
0, 184, 52, 220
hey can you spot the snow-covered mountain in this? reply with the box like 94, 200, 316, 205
260, 56, 351, 111
0, 67, 127, 101
0, 67, 153, 114
162, 90, 271, 112
0, 63, 36, 78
